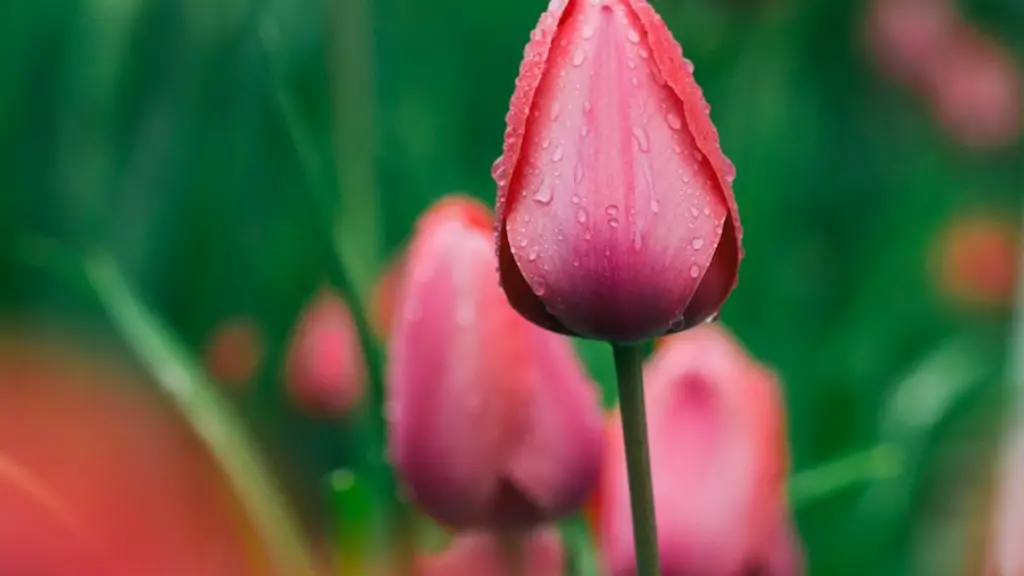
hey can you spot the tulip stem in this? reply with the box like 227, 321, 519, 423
612, 343, 661, 576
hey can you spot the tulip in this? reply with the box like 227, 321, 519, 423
932, 212, 1018, 309
285, 288, 366, 417
204, 316, 265, 390
492, 0, 742, 343
416, 529, 564, 576
597, 324, 788, 575
387, 195, 604, 530
746, 515, 805, 576
865, 0, 957, 88
926, 28, 1021, 149
0, 335, 273, 575
371, 255, 406, 341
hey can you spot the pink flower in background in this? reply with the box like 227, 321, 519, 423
0, 337, 273, 575
866, 0, 957, 87
926, 29, 1022, 149
387, 196, 604, 530
597, 324, 790, 575
493, 0, 742, 342
285, 289, 366, 417
416, 529, 564, 576
371, 255, 406, 341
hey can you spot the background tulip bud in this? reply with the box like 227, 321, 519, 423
204, 316, 265, 391
285, 288, 366, 417
493, 0, 742, 342
387, 196, 604, 530
598, 324, 788, 575
415, 529, 564, 576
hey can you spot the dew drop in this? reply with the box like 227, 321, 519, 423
534, 277, 547, 295
650, 198, 660, 213
581, 23, 595, 39
572, 48, 586, 67
533, 185, 553, 204
608, 218, 619, 228
631, 126, 650, 153
583, 100, 592, 113
550, 101, 562, 121
689, 206, 700, 217
639, 47, 649, 59
683, 58, 695, 72
605, 205, 619, 217
668, 317, 686, 331
628, 60, 636, 70
573, 162, 585, 184
519, 237, 528, 247
542, 139, 551, 150
627, 29, 641, 44
689, 264, 701, 278
527, 245, 539, 262
571, 194, 581, 204
633, 230, 643, 251
552, 146, 565, 162
666, 112, 682, 130
576, 208, 588, 224
630, 77, 639, 87
584, 229, 592, 240
704, 207, 711, 216
573, 257, 580, 267
691, 237, 705, 250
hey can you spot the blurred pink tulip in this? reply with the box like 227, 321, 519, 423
493, 0, 742, 342
285, 288, 366, 417
416, 529, 564, 576
387, 196, 604, 530
597, 324, 789, 575
926, 28, 1022, 149
0, 336, 273, 575
865, 0, 956, 87
747, 515, 805, 576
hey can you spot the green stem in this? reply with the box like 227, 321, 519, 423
611, 343, 660, 576
788, 444, 903, 509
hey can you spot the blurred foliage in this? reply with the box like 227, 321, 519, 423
1, 0, 1022, 574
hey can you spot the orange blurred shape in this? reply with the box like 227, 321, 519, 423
0, 334, 275, 576
933, 213, 1019, 308
204, 316, 265, 390
926, 28, 1022, 149
371, 255, 406, 342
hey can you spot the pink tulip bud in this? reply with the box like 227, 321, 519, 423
493, 0, 742, 343
285, 289, 366, 417
387, 196, 604, 530
926, 28, 1022, 149
597, 324, 788, 575
416, 529, 564, 576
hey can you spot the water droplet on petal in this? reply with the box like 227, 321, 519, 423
533, 185, 553, 204
605, 205, 619, 217
639, 47, 649, 59
608, 218, 619, 228
628, 60, 636, 70
704, 207, 711, 216
527, 245, 539, 261
633, 230, 643, 251
573, 257, 580, 267
550, 101, 562, 121
683, 58, 695, 72
572, 48, 586, 67
573, 162, 584, 184
577, 208, 588, 224
581, 23, 595, 39
627, 29, 641, 44
689, 206, 700, 217
583, 100, 592, 113
519, 237, 528, 247
666, 112, 682, 130
691, 237, 705, 250
552, 146, 565, 162
650, 198, 660, 213
542, 139, 551, 150
689, 264, 701, 278
630, 77, 639, 87
571, 194, 581, 204
631, 126, 650, 153
535, 278, 547, 295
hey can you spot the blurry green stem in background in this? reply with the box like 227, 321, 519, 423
560, 514, 600, 576
612, 343, 661, 576
260, 18, 410, 573
788, 444, 904, 509
83, 252, 318, 576
329, 0, 381, 294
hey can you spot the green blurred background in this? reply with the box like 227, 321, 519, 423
1, 0, 1022, 574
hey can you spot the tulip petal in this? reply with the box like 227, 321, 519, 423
504, 327, 604, 521
388, 198, 531, 527
495, 0, 742, 341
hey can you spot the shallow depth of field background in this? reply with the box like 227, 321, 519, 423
0, 0, 1022, 574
